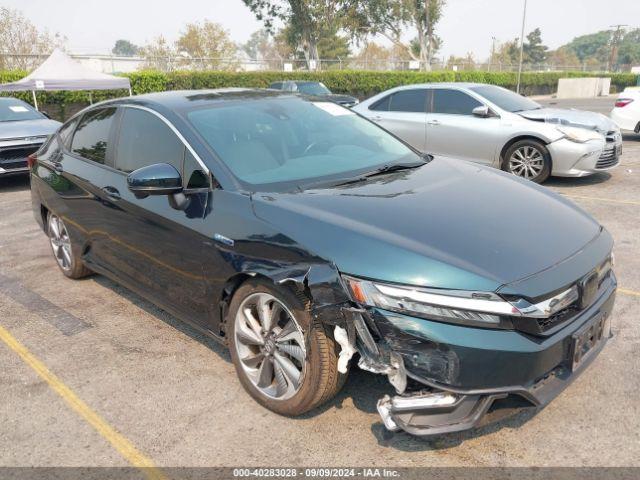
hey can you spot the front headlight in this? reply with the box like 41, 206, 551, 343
343, 275, 583, 330
343, 276, 518, 328
556, 125, 603, 143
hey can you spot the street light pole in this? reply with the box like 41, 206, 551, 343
516, 0, 528, 94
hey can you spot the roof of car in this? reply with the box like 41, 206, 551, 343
391, 82, 491, 90
102, 88, 297, 110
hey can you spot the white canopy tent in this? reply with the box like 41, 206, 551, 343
0, 49, 131, 109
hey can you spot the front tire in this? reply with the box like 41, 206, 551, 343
47, 212, 92, 279
228, 278, 347, 416
503, 139, 551, 183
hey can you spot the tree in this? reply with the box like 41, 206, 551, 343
242, 29, 293, 69
562, 30, 612, 64
495, 39, 521, 65
112, 39, 140, 57
617, 29, 640, 67
446, 52, 475, 70
140, 36, 178, 71
523, 28, 548, 64
241, 0, 348, 68
548, 46, 580, 68
176, 20, 238, 70
349, 0, 446, 71
0, 7, 66, 70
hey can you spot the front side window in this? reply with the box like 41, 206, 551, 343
71, 108, 117, 164
469, 85, 541, 113
114, 108, 183, 173
389, 89, 427, 113
370, 95, 391, 112
186, 97, 420, 191
430, 89, 483, 115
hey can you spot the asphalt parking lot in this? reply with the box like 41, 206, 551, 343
1, 96, 639, 472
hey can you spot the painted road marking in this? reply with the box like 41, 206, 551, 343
619, 288, 640, 298
561, 194, 640, 207
0, 324, 167, 480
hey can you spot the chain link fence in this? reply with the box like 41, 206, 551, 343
0, 52, 631, 75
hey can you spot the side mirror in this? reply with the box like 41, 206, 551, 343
127, 163, 183, 198
472, 105, 491, 118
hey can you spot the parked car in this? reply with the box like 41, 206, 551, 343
0, 97, 60, 178
611, 87, 640, 133
353, 83, 622, 183
269, 80, 359, 107
30, 90, 616, 437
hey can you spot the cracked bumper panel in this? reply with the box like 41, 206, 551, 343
548, 138, 619, 177
369, 278, 616, 391
372, 281, 615, 436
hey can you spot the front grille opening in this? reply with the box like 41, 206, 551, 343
537, 305, 580, 331
0, 145, 40, 169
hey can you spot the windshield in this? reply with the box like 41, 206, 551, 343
186, 97, 420, 191
296, 82, 331, 95
0, 99, 44, 122
469, 85, 541, 113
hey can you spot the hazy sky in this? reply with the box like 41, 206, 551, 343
9, 0, 640, 59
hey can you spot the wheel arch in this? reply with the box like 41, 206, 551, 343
216, 264, 350, 339
499, 135, 552, 170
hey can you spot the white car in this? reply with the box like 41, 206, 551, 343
354, 83, 622, 183
611, 87, 640, 133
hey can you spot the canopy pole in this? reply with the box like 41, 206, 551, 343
128, 88, 132, 97
32, 90, 39, 110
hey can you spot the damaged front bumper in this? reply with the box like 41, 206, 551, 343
343, 276, 616, 437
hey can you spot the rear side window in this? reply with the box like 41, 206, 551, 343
431, 89, 482, 115
270, 82, 283, 90
114, 108, 184, 173
71, 108, 117, 164
389, 89, 427, 113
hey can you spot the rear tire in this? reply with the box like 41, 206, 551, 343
502, 139, 551, 183
228, 278, 347, 416
47, 212, 92, 279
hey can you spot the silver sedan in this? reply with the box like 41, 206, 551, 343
353, 83, 622, 183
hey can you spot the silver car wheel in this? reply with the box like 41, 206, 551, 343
48, 214, 73, 272
509, 146, 545, 180
234, 292, 306, 401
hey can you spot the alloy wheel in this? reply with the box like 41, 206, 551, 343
233, 292, 306, 400
48, 214, 73, 272
508, 146, 545, 180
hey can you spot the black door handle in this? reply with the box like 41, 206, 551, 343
102, 186, 121, 200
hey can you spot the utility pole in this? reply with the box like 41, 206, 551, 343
516, 0, 528, 94
489, 36, 497, 71
608, 24, 627, 72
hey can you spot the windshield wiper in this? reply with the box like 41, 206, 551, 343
362, 162, 425, 178
305, 161, 426, 189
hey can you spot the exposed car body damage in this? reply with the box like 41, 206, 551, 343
518, 107, 619, 134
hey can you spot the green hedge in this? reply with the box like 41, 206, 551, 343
2, 69, 637, 120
